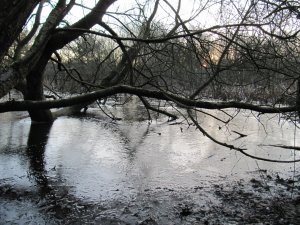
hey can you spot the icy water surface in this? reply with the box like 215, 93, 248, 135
1, 105, 300, 224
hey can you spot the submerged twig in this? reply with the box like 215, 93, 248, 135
259, 144, 300, 151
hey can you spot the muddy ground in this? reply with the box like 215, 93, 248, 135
1, 171, 300, 225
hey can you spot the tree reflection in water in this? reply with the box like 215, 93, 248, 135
27, 122, 52, 193
25, 122, 89, 221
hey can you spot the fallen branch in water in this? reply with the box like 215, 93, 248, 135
188, 109, 300, 163
238, 149, 300, 163
259, 144, 300, 151
187, 109, 246, 151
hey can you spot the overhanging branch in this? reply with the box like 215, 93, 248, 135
0, 85, 296, 113
54, 22, 274, 44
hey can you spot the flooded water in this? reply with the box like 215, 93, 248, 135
1, 102, 300, 224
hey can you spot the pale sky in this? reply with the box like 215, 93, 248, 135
39, 0, 221, 30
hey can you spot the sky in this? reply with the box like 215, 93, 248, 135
39, 0, 222, 30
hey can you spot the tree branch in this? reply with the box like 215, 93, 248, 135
187, 109, 245, 151
0, 85, 296, 113
54, 22, 272, 44
139, 96, 177, 120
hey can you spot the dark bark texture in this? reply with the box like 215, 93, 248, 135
0, 0, 40, 61
0, 0, 116, 122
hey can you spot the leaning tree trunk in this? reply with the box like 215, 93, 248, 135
0, 0, 39, 62
0, 0, 116, 121
0, 0, 40, 98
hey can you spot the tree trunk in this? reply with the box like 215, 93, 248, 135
297, 77, 300, 119
25, 75, 53, 123
0, 1, 40, 98
24, 54, 53, 123
0, 0, 39, 61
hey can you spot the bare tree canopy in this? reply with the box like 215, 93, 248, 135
1, 0, 300, 161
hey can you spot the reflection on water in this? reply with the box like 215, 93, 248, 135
27, 123, 52, 192
0, 107, 300, 223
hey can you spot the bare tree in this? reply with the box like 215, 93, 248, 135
1, 0, 300, 161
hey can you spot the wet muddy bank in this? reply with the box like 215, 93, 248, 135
1, 173, 300, 224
